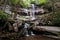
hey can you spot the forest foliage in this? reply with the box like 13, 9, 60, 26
9, 0, 48, 8
0, 0, 60, 39
0, 0, 60, 26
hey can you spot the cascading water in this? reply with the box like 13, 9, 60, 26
5, 5, 11, 15
30, 4, 36, 20
31, 4, 35, 17
23, 4, 36, 36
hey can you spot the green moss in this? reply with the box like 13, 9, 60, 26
0, 10, 10, 27
0, 10, 9, 20
9, 0, 19, 5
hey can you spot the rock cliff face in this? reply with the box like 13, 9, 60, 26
35, 12, 60, 26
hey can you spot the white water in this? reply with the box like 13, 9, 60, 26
31, 4, 35, 17
30, 4, 36, 20
5, 5, 11, 14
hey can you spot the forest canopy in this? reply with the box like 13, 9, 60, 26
9, 0, 48, 8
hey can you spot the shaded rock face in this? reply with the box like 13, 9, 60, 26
19, 35, 55, 40
35, 12, 60, 26
0, 0, 4, 4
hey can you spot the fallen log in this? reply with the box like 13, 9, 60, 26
43, 35, 60, 39
33, 26, 60, 32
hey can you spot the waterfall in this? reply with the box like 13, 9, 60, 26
30, 4, 36, 20
31, 4, 35, 17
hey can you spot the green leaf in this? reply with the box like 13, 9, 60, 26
20, 0, 31, 8
35, 0, 47, 5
